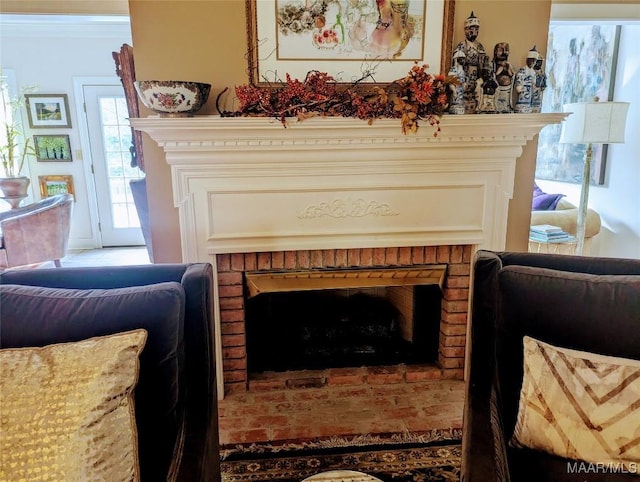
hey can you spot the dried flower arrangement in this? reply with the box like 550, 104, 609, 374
221, 63, 456, 136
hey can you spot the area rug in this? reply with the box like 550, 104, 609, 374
221, 429, 462, 482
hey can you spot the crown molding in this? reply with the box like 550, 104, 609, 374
0, 14, 131, 39
551, 4, 640, 22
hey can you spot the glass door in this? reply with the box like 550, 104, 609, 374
82, 84, 144, 246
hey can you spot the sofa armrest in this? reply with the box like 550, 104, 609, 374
463, 251, 511, 481
531, 206, 601, 238
0, 263, 191, 288
175, 263, 220, 482
463, 380, 512, 481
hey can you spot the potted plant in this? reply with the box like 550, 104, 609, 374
0, 77, 35, 208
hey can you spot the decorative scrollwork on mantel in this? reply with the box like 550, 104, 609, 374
298, 198, 399, 219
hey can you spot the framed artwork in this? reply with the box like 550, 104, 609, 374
535, 24, 620, 185
246, 0, 455, 86
25, 94, 72, 128
38, 175, 75, 199
33, 135, 73, 162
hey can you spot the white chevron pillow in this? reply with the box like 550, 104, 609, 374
511, 336, 640, 470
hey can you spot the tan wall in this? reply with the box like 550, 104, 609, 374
554, 0, 638, 3
129, 0, 247, 262
129, 0, 552, 261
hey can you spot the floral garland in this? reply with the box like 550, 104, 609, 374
222, 63, 456, 136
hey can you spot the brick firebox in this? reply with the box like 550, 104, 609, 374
216, 244, 472, 394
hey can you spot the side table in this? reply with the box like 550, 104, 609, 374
528, 237, 577, 255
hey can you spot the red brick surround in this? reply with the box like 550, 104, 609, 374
216, 245, 472, 394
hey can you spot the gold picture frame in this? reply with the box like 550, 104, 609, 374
246, 0, 455, 86
38, 175, 75, 199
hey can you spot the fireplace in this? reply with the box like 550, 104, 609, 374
131, 113, 566, 398
217, 245, 470, 393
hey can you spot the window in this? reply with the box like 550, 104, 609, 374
98, 95, 143, 228
0, 70, 17, 164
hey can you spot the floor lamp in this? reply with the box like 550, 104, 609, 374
559, 100, 629, 255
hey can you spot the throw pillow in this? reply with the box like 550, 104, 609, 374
511, 336, 640, 469
532, 183, 565, 211
0, 329, 147, 482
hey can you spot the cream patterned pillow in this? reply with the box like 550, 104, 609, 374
0, 329, 147, 481
511, 336, 640, 469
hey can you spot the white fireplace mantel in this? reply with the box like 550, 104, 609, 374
131, 114, 566, 261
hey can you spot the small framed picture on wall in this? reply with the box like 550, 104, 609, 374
25, 94, 72, 128
33, 135, 72, 162
39, 175, 75, 199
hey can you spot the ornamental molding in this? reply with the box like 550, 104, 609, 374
131, 113, 568, 155
158, 135, 533, 150
0, 15, 131, 39
298, 198, 399, 219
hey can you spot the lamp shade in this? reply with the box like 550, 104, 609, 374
559, 101, 629, 144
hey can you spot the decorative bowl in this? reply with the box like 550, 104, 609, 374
134, 80, 211, 117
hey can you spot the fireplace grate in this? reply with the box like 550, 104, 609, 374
245, 284, 442, 374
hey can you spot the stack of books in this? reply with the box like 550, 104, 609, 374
529, 224, 575, 243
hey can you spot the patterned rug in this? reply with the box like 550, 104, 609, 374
221, 429, 462, 482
